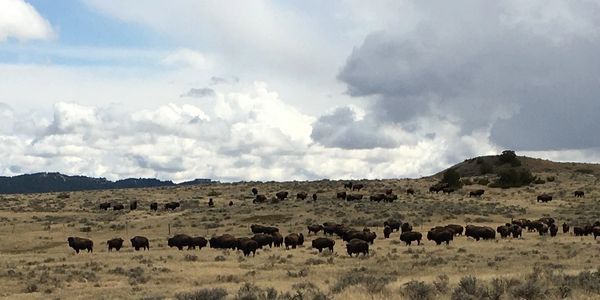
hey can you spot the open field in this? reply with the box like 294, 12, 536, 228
1, 171, 600, 299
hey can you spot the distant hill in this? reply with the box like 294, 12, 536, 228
434, 152, 600, 178
0, 172, 215, 194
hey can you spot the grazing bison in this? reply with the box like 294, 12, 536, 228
384, 226, 392, 239
352, 184, 365, 191
497, 225, 511, 238
344, 182, 353, 189
442, 187, 455, 194
312, 237, 335, 253
401, 223, 413, 233
346, 194, 363, 201
271, 232, 283, 247
99, 202, 111, 210
107, 238, 123, 251
251, 187, 258, 196
275, 191, 289, 200
113, 204, 125, 211
129, 201, 137, 210
229, 201, 234, 206
208, 198, 214, 207
537, 223, 549, 236
465, 225, 495, 241
406, 188, 415, 195
427, 229, 453, 245
312, 193, 317, 201
429, 183, 449, 193
592, 226, 600, 239
307, 224, 324, 235
400, 231, 422, 246
384, 188, 393, 195
168, 234, 193, 250
250, 224, 279, 235
549, 224, 558, 237
369, 194, 386, 202
562, 223, 569, 234
336, 191, 347, 200
251, 233, 274, 249
511, 225, 523, 238
537, 194, 553, 203
469, 189, 485, 197
150, 202, 158, 211
209, 234, 238, 250
238, 239, 259, 256
384, 194, 398, 202
253, 195, 267, 203
190, 237, 207, 250
346, 239, 369, 257
165, 202, 180, 210
296, 192, 308, 200
68, 237, 93, 253
384, 219, 401, 232
131, 236, 150, 251
574, 190, 585, 198
445, 224, 464, 236
284, 233, 304, 249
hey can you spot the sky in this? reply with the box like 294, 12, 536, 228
1, 0, 600, 182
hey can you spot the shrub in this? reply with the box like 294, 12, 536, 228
234, 283, 278, 300
451, 276, 486, 300
491, 168, 535, 188
184, 254, 198, 262
498, 150, 521, 166
546, 176, 555, 182
441, 168, 462, 188
433, 275, 450, 294
476, 178, 490, 186
479, 162, 494, 175
533, 178, 545, 184
175, 288, 228, 300
402, 280, 435, 300
332, 272, 393, 294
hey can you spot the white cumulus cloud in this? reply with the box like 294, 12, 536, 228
0, 0, 54, 42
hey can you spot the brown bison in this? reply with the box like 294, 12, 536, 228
307, 224, 324, 235
346, 194, 363, 201
346, 239, 369, 257
336, 191, 347, 200
238, 239, 259, 256
276, 191, 289, 200
251, 233, 274, 249
400, 231, 422, 245
352, 184, 365, 191
401, 223, 413, 233
427, 229, 453, 245
497, 225, 511, 238
442, 187, 455, 194
129, 201, 137, 210
271, 232, 283, 247
537, 194, 553, 203
168, 234, 193, 250
369, 194, 386, 202
113, 204, 125, 211
384, 219, 401, 232
150, 202, 158, 211
312, 193, 317, 201
107, 238, 124, 251
250, 224, 279, 235
296, 192, 308, 200
99, 202, 111, 210
406, 188, 415, 195
251, 187, 258, 196
68, 237, 93, 253
574, 190, 585, 197
343, 230, 376, 244
384, 194, 398, 202
511, 225, 522, 238
165, 202, 180, 210
209, 234, 238, 250
469, 189, 485, 197
284, 233, 304, 249
229, 201, 234, 206
344, 182, 353, 189
445, 224, 464, 236
253, 194, 267, 203
131, 236, 149, 251
593, 226, 600, 239
312, 237, 335, 253
208, 198, 214, 207
562, 223, 569, 234
549, 224, 558, 237
465, 225, 495, 241
383, 226, 392, 239
537, 223, 549, 236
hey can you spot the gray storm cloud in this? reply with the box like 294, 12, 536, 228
337, 0, 600, 151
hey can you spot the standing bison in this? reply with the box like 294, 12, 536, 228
312, 237, 335, 253
465, 225, 496, 241
251, 233, 274, 249
99, 202, 111, 210
209, 234, 238, 250
312, 193, 317, 201
271, 232, 283, 247
165, 202, 180, 210
336, 192, 347, 200
131, 236, 150, 251
253, 195, 267, 203
296, 192, 308, 200
574, 190, 585, 198
276, 191, 289, 200
284, 233, 304, 249
401, 223, 413, 233
537, 194, 553, 203
469, 189, 485, 197
383, 226, 392, 239
251, 187, 258, 196
150, 202, 158, 211
168, 234, 192, 250
129, 201, 137, 210
346, 239, 369, 257
400, 231, 422, 246
68, 237, 93, 253
113, 204, 125, 211
307, 224, 324, 235
352, 184, 365, 191
384, 219, 401, 232
406, 188, 415, 195
238, 239, 259, 256
107, 238, 123, 251
427, 229, 453, 245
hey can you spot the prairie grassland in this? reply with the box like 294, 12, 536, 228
0, 172, 599, 299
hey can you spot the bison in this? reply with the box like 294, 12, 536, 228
593, 226, 600, 239
400, 231, 422, 246
307, 224, 324, 235
574, 190, 585, 198
352, 184, 365, 191
369, 194, 386, 202
549, 224, 558, 237
384, 219, 401, 232
209, 234, 238, 250
253, 195, 267, 203
250, 224, 279, 235
312, 193, 317, 201
406, 188, 415, 195
113, 204, 125, 211
346, 239, 369, 257
168, 234, 192, 250
445, 224, 464, 236
271, 232, 283, 247
131, 236, 149, 251
346, 194, 363, 201
497, 225, 511, 238
276, 191, 289, 200
469, 189, 485, 197
312, 237, 335, 253
344, 182, 353, 189
165, 202, 180, 210
401, 223, 413, 233
427, 229, 453, 245
251, 233, 274, 249
384, 194, 398, 202
511, 225, 522, 238
107, 238, 124, 251
562, 223, 569, 234
383, 226, 392, 239
150, 202, 158, 211
284, 233, 304, 249
68, 237, 93, 253
208, 198, 214, 207
336, 191, 347, 200
238, 239, 259, 256
465, 225, 495, 241
129, 201, 137, 210
296, 192, 308, 200
251, 187, 258, 196
99, 202, 111, 210
537, 194, 553, 203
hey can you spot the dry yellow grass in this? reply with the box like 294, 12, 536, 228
0, 171, 599, 299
